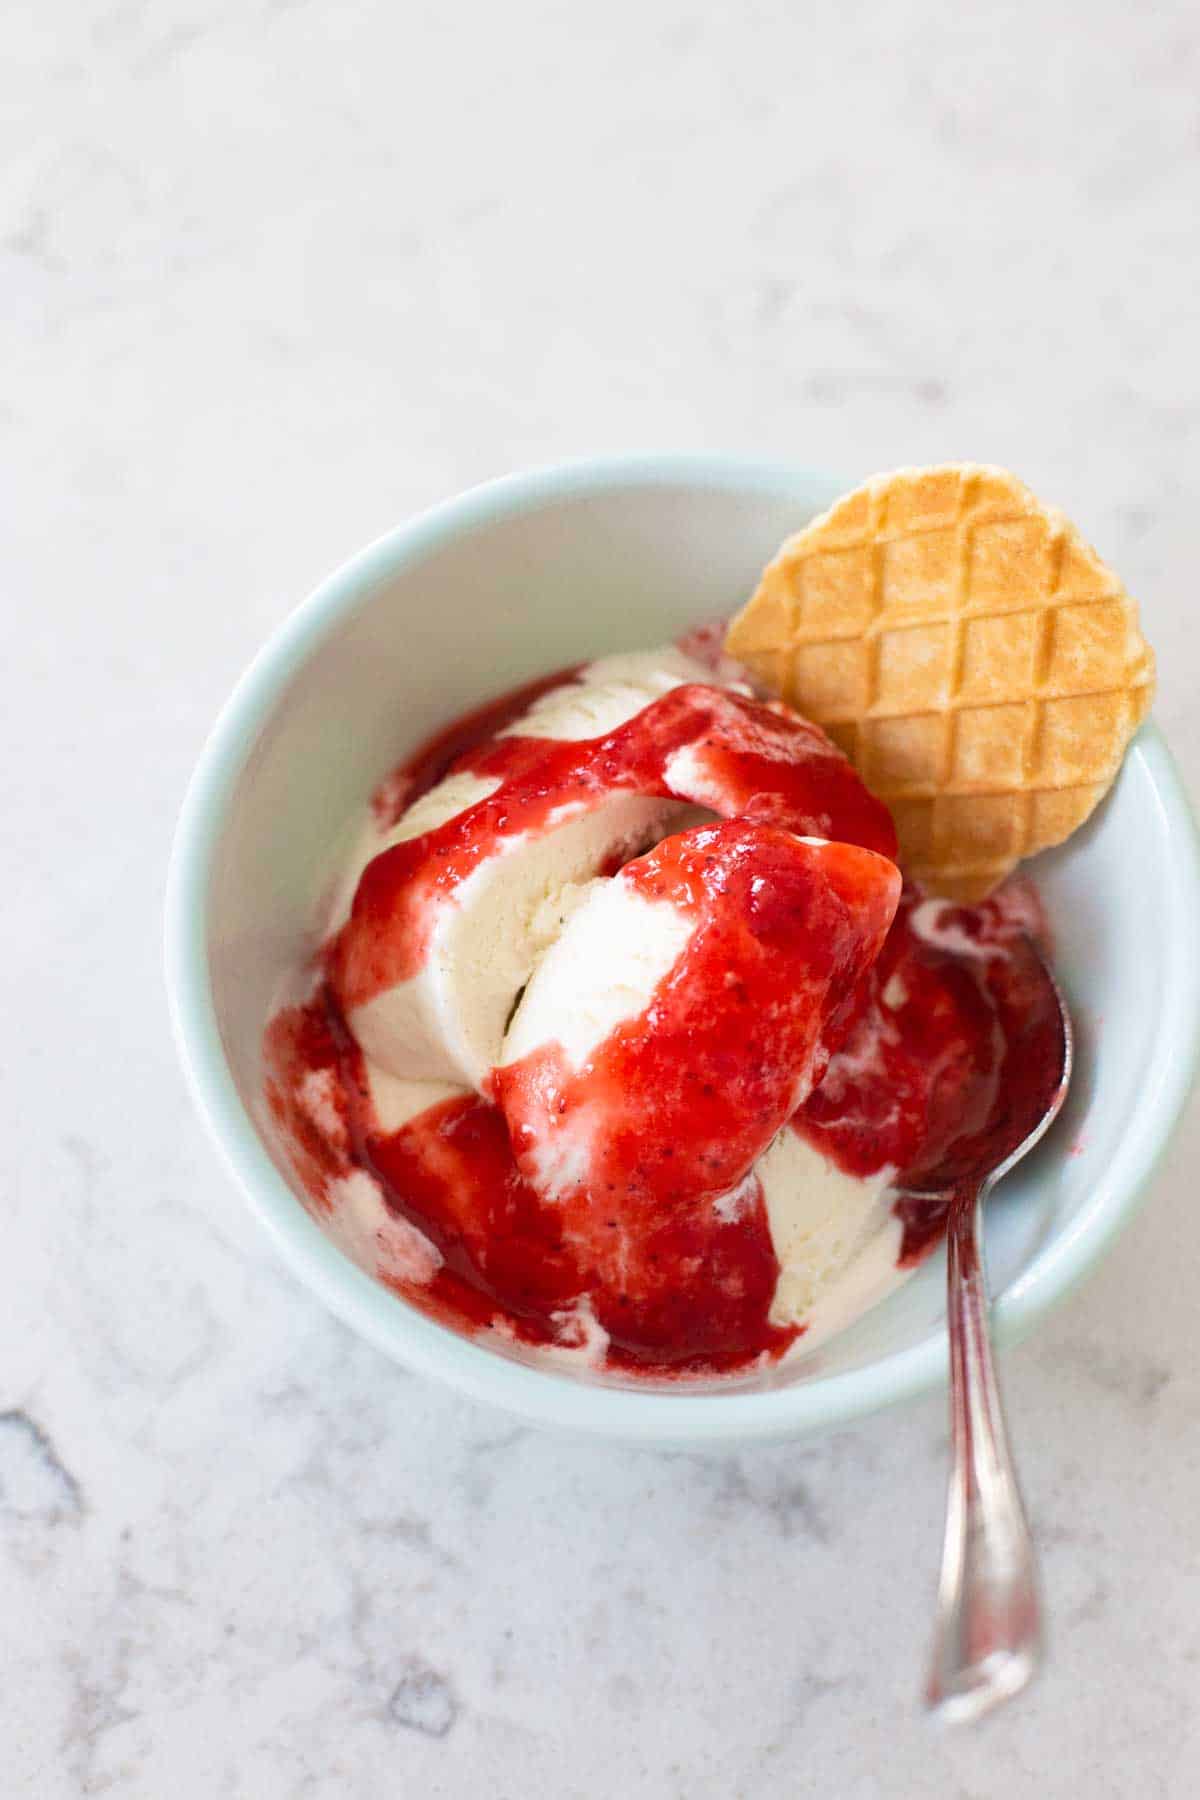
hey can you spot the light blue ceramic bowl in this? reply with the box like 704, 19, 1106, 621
165, 455, 1200, 1446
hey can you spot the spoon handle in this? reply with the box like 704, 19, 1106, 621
924, 1183, 1042, 1724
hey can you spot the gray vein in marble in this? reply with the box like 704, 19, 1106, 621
1039, 1338, 1173, 1406
59, 1651, 139, 1798
1067, 1577, 1111, 1627
387, 1657, 459, 1739
358, 1514, 460, 1569
801, 370, 950, 407
57, 1564, 196, 1794
3, 209, 62, 272
458, 1425, 530, 1509
749, 1643, 866, 1800
694, 1454, 832, 1545
0, 1409, 85, 1524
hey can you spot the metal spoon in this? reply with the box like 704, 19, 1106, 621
901, 943, 1072, 1726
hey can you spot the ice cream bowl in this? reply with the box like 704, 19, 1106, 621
165, 454, 1200, 1447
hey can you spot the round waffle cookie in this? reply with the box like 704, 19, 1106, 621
726, 465, 1155, 900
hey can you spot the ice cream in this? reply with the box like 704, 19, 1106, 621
492, 819, 901, 1347
329, 650, 716, 1089
496, 821, 897, 1218
328, 647, 895, 1092
263, 641, 1057, 1375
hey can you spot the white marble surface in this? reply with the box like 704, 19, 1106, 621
4, 1, 1200, 1794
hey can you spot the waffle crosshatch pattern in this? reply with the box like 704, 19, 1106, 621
726, 466, 1155, 899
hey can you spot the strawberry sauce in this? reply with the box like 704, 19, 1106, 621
796, 886, 1062, 1263
331, 680, 896, 1013
264, 667, 1064, 1377
496, 824, 900, 1230
267, 990, 802, 1371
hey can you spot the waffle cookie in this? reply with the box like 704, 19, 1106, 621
726, 465, 1155, 900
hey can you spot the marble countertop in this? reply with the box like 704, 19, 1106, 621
5, 1, 1199, 1794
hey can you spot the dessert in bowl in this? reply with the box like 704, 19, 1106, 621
166, 456, 1200, 1444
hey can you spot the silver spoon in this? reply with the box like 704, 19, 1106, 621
900, 943, 1072, 1726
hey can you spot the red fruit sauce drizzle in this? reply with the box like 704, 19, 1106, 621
368, 666, 580, 831
497, 824, 899, 1216
796, 885, 1062, 1265
264, 667, 1063, 1377
492, 823, 899, 1365
265, 992, 799, 1374
330, 678, 896, 1012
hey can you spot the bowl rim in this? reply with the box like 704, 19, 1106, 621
164, 451, 1200, 1445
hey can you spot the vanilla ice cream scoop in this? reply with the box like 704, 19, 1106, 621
494, 822, 901, 1286
343, 788, 693, 1088
262, 635, 1067, 1375
270, 644, 935, 1369
492, 846, 904, 1339
330, 651, 713, 1088
330, 649, 895, 1093
755, 1127, 897, 1328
